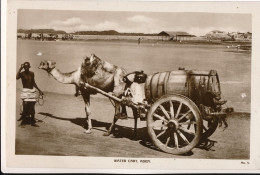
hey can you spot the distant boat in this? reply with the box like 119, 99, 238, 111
227, 45, 251, 51
238, 45, 251, 50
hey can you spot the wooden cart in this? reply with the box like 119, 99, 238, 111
81, 68, 232, 155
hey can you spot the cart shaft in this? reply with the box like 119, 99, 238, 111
80, 81, 122, 102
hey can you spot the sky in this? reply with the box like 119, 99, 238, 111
17, 10, 252, 36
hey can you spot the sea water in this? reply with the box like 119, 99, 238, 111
16, 40, 251, 112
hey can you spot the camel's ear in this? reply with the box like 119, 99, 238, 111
47, 61, 55, 68
38, 61, 43, 69
50, 61, 56, 68
90, 54, 95, 62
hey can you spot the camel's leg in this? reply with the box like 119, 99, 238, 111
83, 94, 92, 134
132, 107, 138, 139
104, 68, 127, 136
104, 117, 118, 136
113, 68, 128, 118
104, 101, 120, 136
114, 101, 121, 118
121, 105, 127, 117
112, 68, 126, 97
74, 85, 81, 97
114, 103, 128, 119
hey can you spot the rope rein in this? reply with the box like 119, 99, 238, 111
37, 95, 45, 106
37, 69, 53, 106
109, 98, 116, 107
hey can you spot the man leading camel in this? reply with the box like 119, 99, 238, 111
17, 62, 44, 127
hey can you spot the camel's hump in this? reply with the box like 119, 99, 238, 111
103, 61, 117, 73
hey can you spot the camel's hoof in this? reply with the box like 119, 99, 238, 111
103, 132, 110, 136
74, 92, 81, 97
84, 130, 92, 134
115, 113, 128, 120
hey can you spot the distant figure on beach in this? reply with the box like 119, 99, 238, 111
138, 38, 141, 45
16, 62, 44, 127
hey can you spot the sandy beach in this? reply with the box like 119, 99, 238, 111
15, 89, 250, 159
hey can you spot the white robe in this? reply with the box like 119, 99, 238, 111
130, 82, 145, 104
20, 88, 37, 102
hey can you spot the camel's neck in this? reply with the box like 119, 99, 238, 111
49, 67, 81, 85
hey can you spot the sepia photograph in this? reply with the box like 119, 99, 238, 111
3, 0, 260, 173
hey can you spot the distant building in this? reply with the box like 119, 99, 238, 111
234, 32, 252, 40
41, 33, 58, 41
57, 34, 63, 39
210, 30, 224, 34
226, 31, 252, 41
17, 33, 26, 39
31, 33, 42, 40
245, 32, 252, 39
205, 30, 232, 40
158, 31, 195, 41
61, 34, 73, 40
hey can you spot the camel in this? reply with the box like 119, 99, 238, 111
38, 54, 131, 135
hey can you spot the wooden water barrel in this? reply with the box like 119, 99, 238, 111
144, 70, 220, 104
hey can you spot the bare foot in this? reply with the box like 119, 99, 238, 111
17, 116, 24, 121
103, 132, 110, 136
31, 123, 40, 127
84, 129, 92, 134
19, 124, 26, 128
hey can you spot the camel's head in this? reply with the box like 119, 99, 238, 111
38, 60, 56, 72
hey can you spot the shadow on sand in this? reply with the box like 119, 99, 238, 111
38, 112, 218, 155
38, 112, 147, 140
196, 138, 218, 151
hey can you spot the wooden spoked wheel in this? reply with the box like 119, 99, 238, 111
147, 94, 203, 155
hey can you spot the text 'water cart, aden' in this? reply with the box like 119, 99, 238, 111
81, 68, 233, 155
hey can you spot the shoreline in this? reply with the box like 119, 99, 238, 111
17, 38, 252, 46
